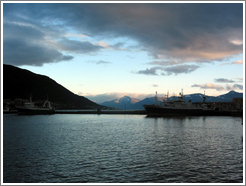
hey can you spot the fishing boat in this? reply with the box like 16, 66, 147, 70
143, 90, 215, 116
3, 106, 10, 113
16, 95, 55, 115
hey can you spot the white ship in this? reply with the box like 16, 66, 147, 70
16, 95, 55, 115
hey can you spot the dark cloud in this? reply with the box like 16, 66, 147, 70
2, 4, 103, 66
232, 84, 243, 90
163, 65, 200, 75
3, 22, 45, 40
134, 67, 159, 76
134, 64, 200, 76
108, 42, 126, 50
214, 78, 235, 83
3, 17, 74, 66
3, 3, 243, 67
226, 84, 243, 91
57, 38, 103, 53
78, 3, 243, 62
87, 60, 112, 65
3, 38, 73, 66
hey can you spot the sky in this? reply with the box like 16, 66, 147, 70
2, 1, 244, 103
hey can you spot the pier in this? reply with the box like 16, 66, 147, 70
55, 110, 148, 115
3, 109, 242, 116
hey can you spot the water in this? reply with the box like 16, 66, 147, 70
3, 114, 244, 183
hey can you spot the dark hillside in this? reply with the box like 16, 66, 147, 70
3, 64, 98, 108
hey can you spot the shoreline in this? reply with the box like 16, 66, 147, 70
55, 110, 148, 115
3, 109, 243, 117
3, 109, 148, 115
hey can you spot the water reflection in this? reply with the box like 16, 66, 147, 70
3, 114, 243, 183
144, 115, 243, 182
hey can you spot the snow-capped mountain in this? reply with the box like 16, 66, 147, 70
217, 90, 243, 101
100, 91, 243, 110
116, 96, 140, 104
100, 96, 141, 110
170, 91, 243, 103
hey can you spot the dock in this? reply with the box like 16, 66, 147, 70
55, 110, 148, 115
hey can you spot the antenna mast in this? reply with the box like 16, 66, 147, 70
155, 91, 158, 106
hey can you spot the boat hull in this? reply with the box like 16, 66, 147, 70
143, 105, 205, 116
143, 105, 243, 116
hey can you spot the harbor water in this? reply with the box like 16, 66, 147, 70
3, 114, 244, 183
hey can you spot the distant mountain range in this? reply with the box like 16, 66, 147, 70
3, 64, 98, 109
3, 64, 243, 110
100, 91, 243, 110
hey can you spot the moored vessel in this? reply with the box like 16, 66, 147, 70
143, 90, 215, 116
16, 95, 55, 115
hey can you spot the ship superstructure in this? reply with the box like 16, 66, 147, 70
16, 95, 55, 115
143, 90, 214, 116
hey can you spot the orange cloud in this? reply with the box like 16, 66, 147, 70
232, 59, 243, 65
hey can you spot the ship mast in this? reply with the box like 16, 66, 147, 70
179, 89, 183, 99
154, 91, 158, 106
203, 91, 206, 103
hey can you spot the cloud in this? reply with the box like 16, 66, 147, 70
3, 38, 73, 66
56, 38, 103, 53
226, 84, 243, 91
2, 5, 103, 66
97, 41, 126, 51
134, 64, 200, 76
163, 65, 200, 75
3, 19, 75, 66
214, 78, 235, 83
147, 60, 190, 66
220, 59, 243, 66
65, 33, 88, 38
87, 60, 112, 65
220, 63, 230, 66
134, 67, 159, 75
192, 82, 243, 92
232, 59, 243, 65
86, 3, 243, 62
191, 83, 224, 91
229, 39, 243, 45
3, 3, 243, 67
3, 21, 102, 66
233, 84, 243, 90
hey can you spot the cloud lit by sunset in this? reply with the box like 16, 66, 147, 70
2, 2, 244, 102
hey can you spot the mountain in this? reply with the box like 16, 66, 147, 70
101, 96, 163, 110
100, 91, 243, 110
217, 90, 243, 101
154, 91, 243, 103
100, 96, 141, 110
181, 91, 243, 103
133, 97, 164, 110
3, 64, 98, 109
117, 96, 140, 104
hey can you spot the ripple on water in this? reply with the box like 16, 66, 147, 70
3, 114, 243, 183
